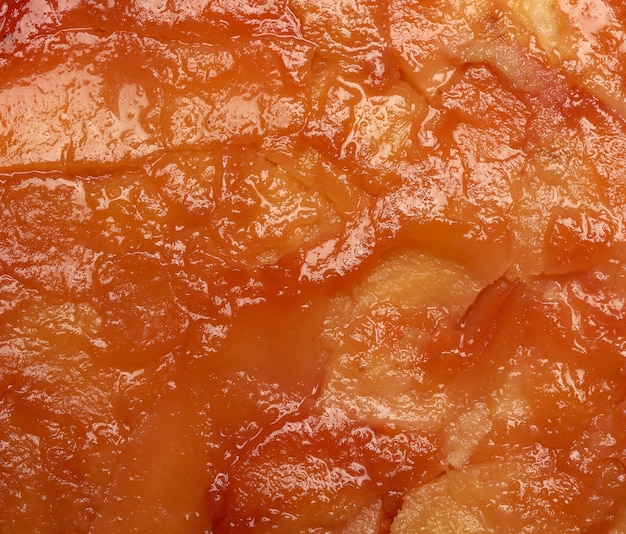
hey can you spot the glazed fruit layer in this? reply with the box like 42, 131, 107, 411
2, 0, 626, 532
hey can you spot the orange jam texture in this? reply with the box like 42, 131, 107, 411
2, 0, 626, 532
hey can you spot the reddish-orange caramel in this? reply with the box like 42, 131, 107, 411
2, 0, 626, 532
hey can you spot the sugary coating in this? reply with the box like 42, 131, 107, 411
2, 0, 626, 532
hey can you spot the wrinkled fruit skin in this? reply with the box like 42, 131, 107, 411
2, 0, 626, 532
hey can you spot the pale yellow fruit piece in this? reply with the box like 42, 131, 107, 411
349, 247, 487, 313
392, 445, 610, 533
318, 247, 489, 431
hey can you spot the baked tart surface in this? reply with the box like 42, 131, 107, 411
2, 0, 626, 531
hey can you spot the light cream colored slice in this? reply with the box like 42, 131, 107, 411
318, 247, 495, 432
391, 444, 610, 533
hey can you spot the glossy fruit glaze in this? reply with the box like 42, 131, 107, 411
2, 0, 626, 532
